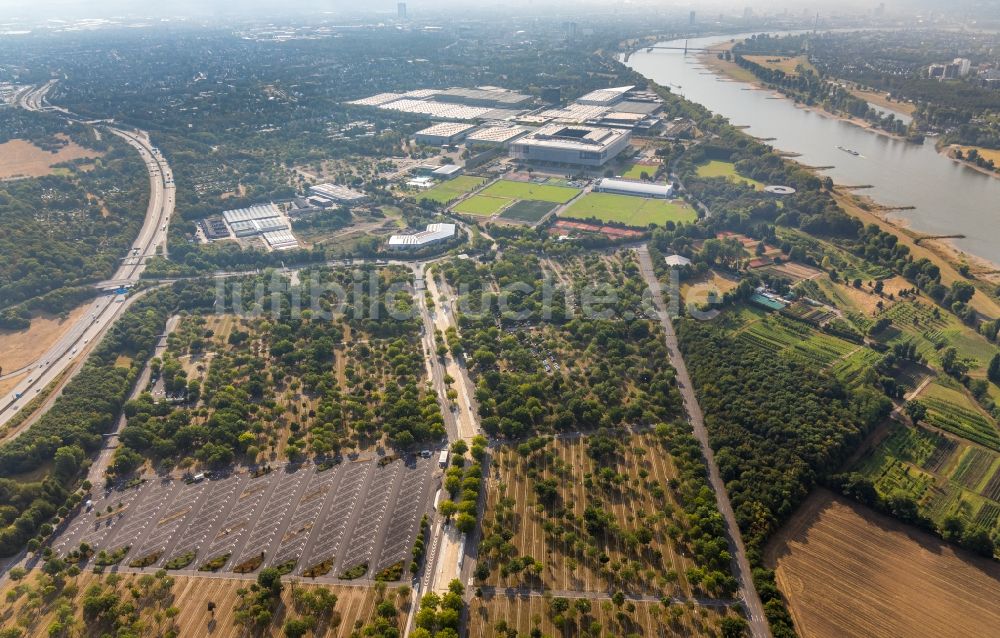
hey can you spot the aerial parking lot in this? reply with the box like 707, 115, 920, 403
53, 455, 438, 582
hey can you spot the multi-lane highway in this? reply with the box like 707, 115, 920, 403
0, 84, 175, 431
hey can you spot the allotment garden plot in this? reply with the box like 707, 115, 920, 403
52, 455, 437, 580
851, 419, 1000, 549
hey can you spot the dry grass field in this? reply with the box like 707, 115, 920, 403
954, 145, 1000, 166
468, 593, 734, 638
480, 433, 700, 597
742, 55, 816, 76
848, 87, 916, 116
0, 570, 399, 638
765, 488, 1000, 638
0, 301, 92, 374
0, 136, 102, 180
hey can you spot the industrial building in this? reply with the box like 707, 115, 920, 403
465, 125, 529, 147
309, 183, 367, 206
222, 203, 288, 238
262, 230, 299, 251
349, 86, 534, 122
576, 85, 634, 106
201, 216, 231, 240
510, 125, 631, 167
415, 122, 478, 145
595, 178, 673, 198
387, 223, 457, 250
434, 87, 533, 108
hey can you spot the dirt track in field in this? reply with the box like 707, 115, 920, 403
765, 488, 1000, 638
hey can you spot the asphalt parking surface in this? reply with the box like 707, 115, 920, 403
53, 455, 437, 580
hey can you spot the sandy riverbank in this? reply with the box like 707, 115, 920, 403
833, 190, 1000, 316
696, 46, 911, 143
938, 143, 1000, 181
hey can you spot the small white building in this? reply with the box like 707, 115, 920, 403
387, 223, 457, 250
432, 164, 464, 180
595, 178, 673, 199
665, 254, 692, 268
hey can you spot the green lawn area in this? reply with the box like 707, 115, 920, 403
414, 175, 486, 204
479, 180, 580, 204
452, 194, 511, 216
622, 162, 658, 180
696, 160, 765, 190
499, 200, 556, 223
560, 192, 697, 227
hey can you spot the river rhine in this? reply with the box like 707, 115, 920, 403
627, 34, 1000, 266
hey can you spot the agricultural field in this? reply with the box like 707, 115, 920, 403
561, 192, 697, 227
851, 420, 1000, 548
694, 160, 764, 190
468, 593, 737, 638
478, 179, 581, 204
452, 194, 510, 216
765, 489, 1000, 638
0, 135, 103, 180
413, 175, 485, 204
478, 433, 709, 597
498, 199, 556, 223
0, 569, 405, 638
742, 54, 816, 76
919, 379, 1000, 451
873, 299, 1000, 375
733, 311, 861, 371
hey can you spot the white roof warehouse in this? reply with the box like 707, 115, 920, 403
387, 223, 457, 249
309, 183, 367, 205
595, 177, 673, 199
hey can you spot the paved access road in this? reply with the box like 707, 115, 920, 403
636, 244, 772, 638
0, 84, 175, 429
53, 455, 437, 582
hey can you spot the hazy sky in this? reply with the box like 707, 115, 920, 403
0, 0, 991, 21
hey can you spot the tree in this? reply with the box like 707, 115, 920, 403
905, 400, 927, 424
720, 616, 750, 638
988, 353, 1000, 385
283, 618, 312, 638
257, 567, 283, 596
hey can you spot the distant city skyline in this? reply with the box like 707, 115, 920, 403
1, 0, 996, 20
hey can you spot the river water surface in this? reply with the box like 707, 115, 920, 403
627, 34, 1000, 266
